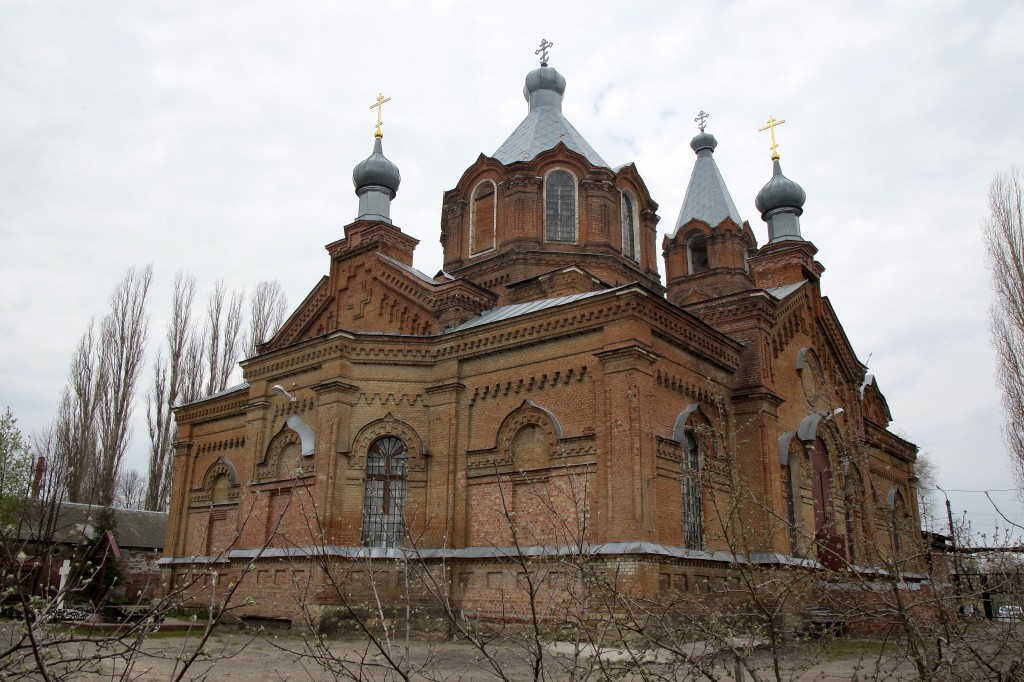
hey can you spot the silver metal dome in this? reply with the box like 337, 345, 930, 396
523, 66, 566, 107
755, 159, 806, 218
689, 131, 718, 154
352, 137, 401, 195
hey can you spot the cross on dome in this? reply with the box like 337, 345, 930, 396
758, 115, 786, 160
535, 38, 553, 67
695, 110, 709, 133
370, 93, 391, 139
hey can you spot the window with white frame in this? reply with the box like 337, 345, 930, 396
545, 170, 576, 242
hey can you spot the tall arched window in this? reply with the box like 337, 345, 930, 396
890, 488, 910, 558
621, 191, 639, 261
682, 431, 704, 550
786, 447, 804, 557
471, 180, 496, 255
361, 436, 408, 548
811, 437, 833, 539
545, 170, 576, 242
687, 233, 709, 274
844, 463, 865, 565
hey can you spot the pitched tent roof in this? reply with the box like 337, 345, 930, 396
493, 107, 608, 168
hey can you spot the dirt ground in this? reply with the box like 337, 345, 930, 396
2, 620, 917, 681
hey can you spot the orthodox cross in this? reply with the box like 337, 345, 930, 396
370, 93, 391, 138
695, 110, 709, 133
758, 115, 786, 160
535, 39, 553, 67
57, 559, 72, 609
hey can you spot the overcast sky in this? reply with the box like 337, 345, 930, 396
2, 1, 1022, 534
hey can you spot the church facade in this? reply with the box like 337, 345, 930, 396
161, 57, 921, 623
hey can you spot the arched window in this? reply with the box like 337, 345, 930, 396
811, 437, 833, 538
361, 436, 408, 548
890, 488, 910, 558
844, 463, 866, 565
682, 431, 704, 550
786, 446, 805, 557
545, 170, 576, 242
471, 180, 496, 255
621, 191, 639, 261
687, 233, 709, 274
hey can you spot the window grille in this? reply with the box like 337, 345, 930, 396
545, 170, 576, 242
682, 431, 704, 550
360, 436, 408, 548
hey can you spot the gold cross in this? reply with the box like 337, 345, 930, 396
758, 115, 786, 160
370, 93, 391, 138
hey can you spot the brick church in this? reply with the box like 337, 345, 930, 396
162, 53, 921, 622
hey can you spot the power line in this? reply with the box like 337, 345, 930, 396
937, 485, 1015, 491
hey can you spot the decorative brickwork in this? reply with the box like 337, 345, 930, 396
164, 65, 922, 628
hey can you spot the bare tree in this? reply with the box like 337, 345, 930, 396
984, 168, 1024, 490
116, 467, 146, 509
915, 450, 940, 530
95, 265, 153, 506
204, 280, 245, 395
61, 322, 104, 504
247, 279, 287, 357
145, 271, 196, 510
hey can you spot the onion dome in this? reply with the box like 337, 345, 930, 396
689, 131, 718, 154
352, 137, 400, 224
353, 137, 401, 195
523, 66, 567, 109
755, 159, 806, 243
755, 159, 805, 219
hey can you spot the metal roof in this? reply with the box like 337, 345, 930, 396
378, 253, 438, 284
450, 289, 620, 333
20, 502, 167, 549
672, 140, 743, 235
176, 382, 249, 409
764, 280, 806, 300
493, 105, 608, 168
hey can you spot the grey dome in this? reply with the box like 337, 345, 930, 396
523, 66, 566, 100
755, 159, 805, 218
689, 132, 718, 153
352, 137, 401, 195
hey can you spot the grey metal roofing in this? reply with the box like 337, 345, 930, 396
493, 107, 608, 167
764, 280, 806, 300
21, 502, 167, 549
492, 67, 608, 168
672, 137, 743, 235
158, 541, 804, 566
175, 382, 249, 409
450, 289, 620, 333
378, 253, 437, 284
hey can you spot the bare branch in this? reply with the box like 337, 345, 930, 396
983, 168, 1024, 490
247, 279, 287, 357
95, 265, 153, 506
